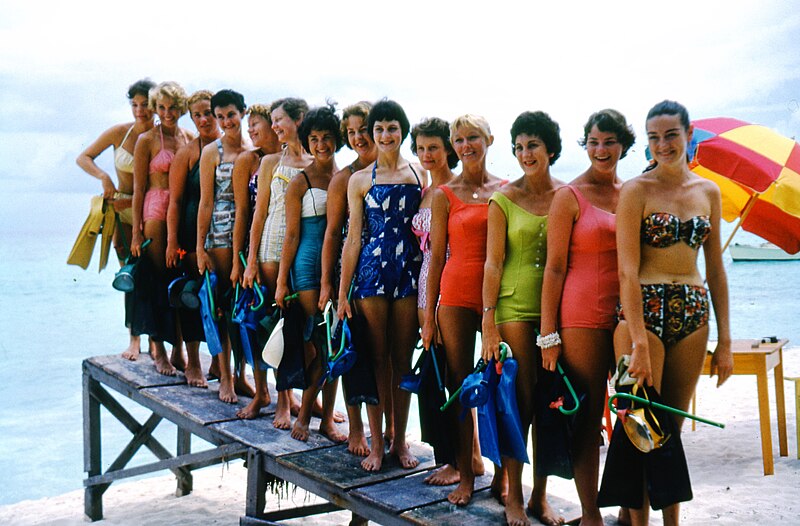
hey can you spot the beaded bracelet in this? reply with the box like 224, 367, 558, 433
536, 331, 561, 349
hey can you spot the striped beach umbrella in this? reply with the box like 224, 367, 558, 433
688, 117, 800, 254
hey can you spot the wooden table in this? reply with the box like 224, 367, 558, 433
697, 339, 789, 475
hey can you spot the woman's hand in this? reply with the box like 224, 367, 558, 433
540, 344, 561, 372
710, 339, 733, 387
421, 316, 437, 351
101, 174, 117, 200
318, 281, 334, 313
627, 340, 653, 387
130, 229, 144, 257
480, 315, 502, 362
196, 249, 212, 276
230, 258, 243, 286
274, 281, 290, 310
242, 260, 258, 288
165, 241, 180, 269
337, 295, 352, 320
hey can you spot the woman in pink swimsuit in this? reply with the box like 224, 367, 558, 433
539, 109, 635, 526
130, 81, 193, 376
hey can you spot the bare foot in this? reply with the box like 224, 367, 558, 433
208, 355, 221, 380
185, 364, 208, 388
320, 421, 348, 443
305, 397, 345, 423
234, 373, 256, 398
121, 337, 140, 360
170, 346, 186, 372
152, 343, 177, 376
218, 377, 238, 404
491, 470, 508, 505
389, 442, 419, 469
505, 501, 531, 526
347, 431, 370, 457
236, 396, 270, 419
472, 451, 485, 476
447, 478, 475, 506
424, 464, 460, 486
528, 498, 565, 526
361, 448, 384, 472
617, 507, 631, 526
273, 405, 292, 430
291, 420, 310, 441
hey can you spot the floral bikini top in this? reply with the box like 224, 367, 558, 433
641, 212, 711, 249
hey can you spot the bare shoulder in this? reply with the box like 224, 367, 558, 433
349, 166, 372, 192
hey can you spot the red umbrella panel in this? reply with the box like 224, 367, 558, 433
689, 117, 800, 254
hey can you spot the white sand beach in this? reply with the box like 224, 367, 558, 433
1, 346, 798, 526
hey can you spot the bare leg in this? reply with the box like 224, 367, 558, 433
234, 359, 256, 398
121, 332, 141, 360
143, 219, 177, 376
387, 296, 419, 469
117, 223, 142, 360
208, 248, 236, 403
185, 341, 208, 388
529, 475, 564, 526
320, 379, 347, 443
346, 404, 370, 456
237, 366, 270, 419
561, 328, 613, 526
171, 320, 186, 372
438, 305, 480, 505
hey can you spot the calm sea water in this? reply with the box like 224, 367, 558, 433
0, 190, 798, 505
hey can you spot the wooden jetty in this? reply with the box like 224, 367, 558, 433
83, 354, 606, 525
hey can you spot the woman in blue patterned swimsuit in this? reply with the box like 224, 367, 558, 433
338, 99, 423, 472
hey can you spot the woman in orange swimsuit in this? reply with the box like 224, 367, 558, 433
76, 79, 155, 359
422, 114, 505, 507
130, 81, 194, 376
605, 100, 733, 526
539, 109, 635, 526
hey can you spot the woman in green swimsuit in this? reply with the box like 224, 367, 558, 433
481, 111, 565, 526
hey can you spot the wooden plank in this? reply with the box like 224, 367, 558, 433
401, 488, 584, 525
85, 355, 194, 389
141, 383, 256, 426
212, 417, 338, 456
350, 469, 494, 514
277, 441, 435, 490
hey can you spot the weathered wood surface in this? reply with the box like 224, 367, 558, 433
86, 354, 211, 389
212, 417, 339, 456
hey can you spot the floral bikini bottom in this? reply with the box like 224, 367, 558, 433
617, 283, 709, 347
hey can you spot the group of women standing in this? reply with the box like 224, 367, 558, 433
79, 81, 733, 526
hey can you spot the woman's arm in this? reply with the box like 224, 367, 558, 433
615, 181, 650, 385
481, 200, 508, 362
243, 156, 276, 287
421, 188, 449, 350
274, 175, 304, 309
76, 124, 125, 199
539, 187, 578, 370
196, 143, 217, 275
130, 131, 151, 256
319, 168, 349, 310
337, 172, 367, 320
703, 182, 733, 386
166, 143, 191, 268
231, 151, 254, 285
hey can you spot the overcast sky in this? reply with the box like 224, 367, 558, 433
1, 0, 798, 194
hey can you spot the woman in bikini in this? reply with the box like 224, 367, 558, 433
131, 81, 194, 376
76, 78, 155, 360
421, 114, 505, 506
196, 89, 250, 404
166, 89, 221, 388
319, 101, 378, 457
609, 100, 732, 526
338, 99, 423, 473
243, 98, 313, 427
539, 110, 635, 526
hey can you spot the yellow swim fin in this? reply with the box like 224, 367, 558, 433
97, 203, 117, 272
67, 195, 105, 270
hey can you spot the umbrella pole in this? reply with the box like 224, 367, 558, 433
721, 192, 760, 253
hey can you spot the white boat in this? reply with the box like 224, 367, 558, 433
729, 243, 800, 261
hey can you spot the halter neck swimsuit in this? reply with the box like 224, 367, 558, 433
204, 139, 235, 249
114, 126, 135, 173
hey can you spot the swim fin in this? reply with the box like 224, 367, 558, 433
97, 204, 117, 272
67, 195, 105, 270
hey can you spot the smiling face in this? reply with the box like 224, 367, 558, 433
514, 133, 552, 176
248, 113, 277, 149
372, 119, 403, 153
130, 94, 153, 123
345, 115, 375, 158
307, 128, 337, 162
156, 95, 182, 129
415, 135, 449, 172
214, 104, 243, 136
586, 125, 623, 175
189, 99, 217, 139
270, 105, 300, 144
452, 126, 491, 167
646, 114, 692, 166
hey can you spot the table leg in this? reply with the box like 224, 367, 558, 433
774, 350, 788, 457
794, 379, 800, 460
756, 364, 774, 475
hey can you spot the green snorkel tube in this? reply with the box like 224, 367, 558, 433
608, 392, 725, 429
234, 252, 265, 311
533, 328, 581, 416
204, 269, 219, 321
440, 342, 509, 412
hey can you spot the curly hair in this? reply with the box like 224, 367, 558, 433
510, 111, 562, 165
411, 117, 459, 169
298, 105, 344, 153
340, 101, 372, 150
148, 81, 188, 116
578, 109, 636, 159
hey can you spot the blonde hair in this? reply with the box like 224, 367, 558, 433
187, 89, 213, 108
148, 81, 188, 116
450, 114, 492, 142
247, 103, 272, 123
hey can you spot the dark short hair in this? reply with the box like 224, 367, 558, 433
367, 99, 410, 141
127, 78, 155, 100
340, 101, 372, 150
510, 111, 562, 165
646, 100, 690, 130
270, 97, 308, 121
411, 117, 459, 169
578, 109, 636, 159
211, 89, 246, 113
298, 105, 344, 152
